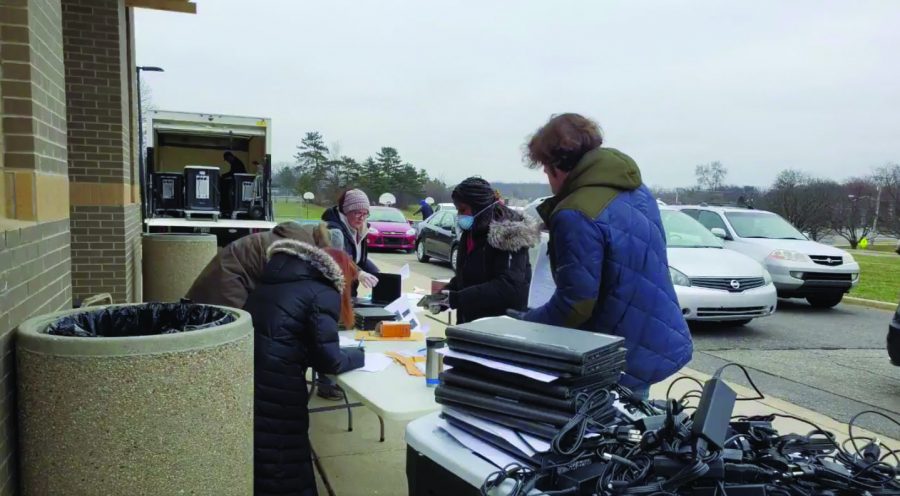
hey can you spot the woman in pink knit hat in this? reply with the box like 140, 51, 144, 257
321, 189, 380, 292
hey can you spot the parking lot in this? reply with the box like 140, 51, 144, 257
371, 251, 900, 438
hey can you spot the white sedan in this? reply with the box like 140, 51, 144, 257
525, 202, 777, 325
661, 208, 776, 324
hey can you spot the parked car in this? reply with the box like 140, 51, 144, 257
366, 206, 416, 252
661, 208, 776, 325
672, 205, 860, 308
415, 210, 460, 271
433, 203, 456, 213
524, 201, 777, 325
889, 301, 900, 365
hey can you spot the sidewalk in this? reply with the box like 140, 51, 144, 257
308, 258, 899, 496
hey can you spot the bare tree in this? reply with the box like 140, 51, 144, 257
695, 161, 728, 191
763, 170, 838, 241
830, 178, 878, 248
872, 163, 900, 237
139, 76, 156, 152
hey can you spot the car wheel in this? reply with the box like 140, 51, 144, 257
450, 246, 459, 273
806, 293, 844, 308
416, 240, 430, 263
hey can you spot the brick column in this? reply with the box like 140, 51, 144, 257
1, 1, 72, 494
62, 0, 141, 304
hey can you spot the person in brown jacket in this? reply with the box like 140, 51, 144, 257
185, 221, 336, 309
185, 220, 348, 400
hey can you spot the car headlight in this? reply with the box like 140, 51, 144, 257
367, 227, 379, 235
762, 269, 773, 285
669, 267, 691, 287
406, 228, 416, 236
767, 249, 811, 263
843, 252, 855, 264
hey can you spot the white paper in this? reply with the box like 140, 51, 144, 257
406, 293, 425, 306
443, 407, 540, 457
399, 264, 411, 280
195, 174, 210, 200
435, 348, 559, 383
339, 335, 361, 347
384, 295, 422, 332
528, 238, 555, 308
359, 352, 393, 372
437, 419, 522, 469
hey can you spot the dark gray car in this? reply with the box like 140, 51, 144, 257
415, 210, 459, 271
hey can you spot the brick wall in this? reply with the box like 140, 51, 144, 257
69, 204, 139, 303
0, 220, 72, 496
1, 0, 73, 493
63, 0, 141, 303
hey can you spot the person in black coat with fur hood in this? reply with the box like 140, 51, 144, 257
444, 177, 540, 324
244, 239, 365, 496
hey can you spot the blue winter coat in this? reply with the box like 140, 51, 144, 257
523, 147, 692, 389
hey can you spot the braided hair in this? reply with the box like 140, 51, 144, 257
451, 177, 522, 232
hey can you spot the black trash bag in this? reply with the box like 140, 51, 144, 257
47, 303, 236, 338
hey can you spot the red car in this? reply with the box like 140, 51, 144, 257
366, 206, 417, 251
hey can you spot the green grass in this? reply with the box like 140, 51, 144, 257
273, 201, 420, 222
850, 253, 900, 303
858, 243, 898, 253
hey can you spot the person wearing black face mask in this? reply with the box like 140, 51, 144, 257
442, 177, 539, 324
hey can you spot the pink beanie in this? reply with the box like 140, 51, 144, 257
342, 189, 370, 214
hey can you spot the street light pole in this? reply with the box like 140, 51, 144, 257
136, 66, 164, 223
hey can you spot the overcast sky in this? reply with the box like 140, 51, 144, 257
135, 1, 900, 188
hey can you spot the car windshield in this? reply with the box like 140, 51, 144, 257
725, 211, 806, 240
368, 208, 407, 223
661, 210, 723, 248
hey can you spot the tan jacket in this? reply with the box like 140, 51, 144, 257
185, 222, 332, 309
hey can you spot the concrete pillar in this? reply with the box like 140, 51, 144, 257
62, 0, 141, 304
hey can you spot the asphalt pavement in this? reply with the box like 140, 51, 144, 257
371, 251, 900, 438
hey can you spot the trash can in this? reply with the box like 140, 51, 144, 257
142, 233, 217, 302
16, 303, 253, 495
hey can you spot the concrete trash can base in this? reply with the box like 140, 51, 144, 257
142, 233, 218, 303
17, 304, 253, 496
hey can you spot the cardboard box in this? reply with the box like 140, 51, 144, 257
376, 321, 412, 338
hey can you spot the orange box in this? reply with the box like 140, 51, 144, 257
376, 321, 412, 338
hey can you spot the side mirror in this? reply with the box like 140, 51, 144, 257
711, 227, 727, 239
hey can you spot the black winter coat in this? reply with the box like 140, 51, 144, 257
244, 239, 364, 496
447, 218, 539, 324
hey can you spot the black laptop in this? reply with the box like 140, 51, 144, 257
371, 273, 402, 305
445, 317, 624, 368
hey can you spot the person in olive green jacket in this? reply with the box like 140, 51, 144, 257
521, 113, 692, 399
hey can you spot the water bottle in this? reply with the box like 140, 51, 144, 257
425, 337, 446, 387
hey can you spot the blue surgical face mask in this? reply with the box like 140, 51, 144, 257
457, 201, 497, 231
457, 215, 474, 231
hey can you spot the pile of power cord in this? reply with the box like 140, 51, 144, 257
477, 364, 900, 496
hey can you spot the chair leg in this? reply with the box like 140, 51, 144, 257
378, 415, 385, 443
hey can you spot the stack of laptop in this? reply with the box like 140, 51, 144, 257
434, 317, 627, 464
352, 273, 403, 329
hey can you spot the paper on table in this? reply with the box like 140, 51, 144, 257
359, 352, 393, 372
436, 419, 522, 469
385, 295, 423, 333
339, 335, 361, 347
528, 238, 555, 308
399, 264, 411, 280
406, 293, 425, 307
442, 407, 539, 457
435, 348, 559, 383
